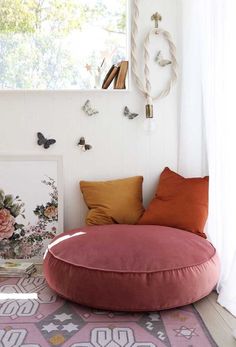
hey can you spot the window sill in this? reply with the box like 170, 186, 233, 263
0, 88, 132, 93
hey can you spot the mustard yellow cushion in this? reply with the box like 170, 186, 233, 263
80, 176, 144, 225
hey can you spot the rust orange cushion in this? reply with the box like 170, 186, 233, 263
44, 225, 220, 311
80, 176, 144, 225
138, 167, 209, 238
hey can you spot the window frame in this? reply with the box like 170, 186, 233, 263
0, 0, 131, 92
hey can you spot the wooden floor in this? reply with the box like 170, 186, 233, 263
194, 292, 236, 346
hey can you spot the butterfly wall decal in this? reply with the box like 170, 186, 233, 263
124, 106, 139, 120
155, 50, 172, 67
37, 132, 56, 149
78, 137, 92, 151
82, 100, 99, 116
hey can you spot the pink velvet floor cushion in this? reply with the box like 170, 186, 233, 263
44, 225, 220, 311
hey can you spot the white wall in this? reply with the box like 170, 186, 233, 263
0, 0, 180, 230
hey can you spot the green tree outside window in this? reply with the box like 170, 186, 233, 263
0, 0, 127, 89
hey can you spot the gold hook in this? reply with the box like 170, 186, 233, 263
151, 12, 162, 29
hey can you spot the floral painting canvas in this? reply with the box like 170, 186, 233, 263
0, 156, 63, 262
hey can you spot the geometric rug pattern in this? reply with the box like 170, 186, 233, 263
0, 277, 218, 347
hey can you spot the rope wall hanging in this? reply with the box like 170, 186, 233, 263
131, 0, 178, 130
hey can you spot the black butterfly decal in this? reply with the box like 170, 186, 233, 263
78, 137, 92, 151
37, 132, 56, 149
82, 100, 99, 116
124, 106, 139, 120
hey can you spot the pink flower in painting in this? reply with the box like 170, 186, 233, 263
20, 241, 34, 257
44, 205, 58, 220
0, 208, 15, 241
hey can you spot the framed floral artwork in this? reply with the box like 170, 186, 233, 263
0, 156, 63, 263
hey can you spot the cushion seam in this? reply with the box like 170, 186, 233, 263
47, 248, 217, 274
47, 279, 217, 311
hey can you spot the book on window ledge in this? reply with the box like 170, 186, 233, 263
114, 61, 129, 89
0, 261, 36, 277
102, 63, 119, 89
102, 61, 129, 89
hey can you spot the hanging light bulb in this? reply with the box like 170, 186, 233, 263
143, 104, 158, 133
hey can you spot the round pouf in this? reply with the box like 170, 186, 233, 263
44, 225, 220, 311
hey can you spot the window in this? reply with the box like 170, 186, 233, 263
0, 0, 127, 90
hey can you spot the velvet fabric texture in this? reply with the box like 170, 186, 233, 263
138, 167, 209, 238
44, 225, 220, 311
80, 176, 144, 225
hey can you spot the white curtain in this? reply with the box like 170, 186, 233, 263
179, 0, 236, 316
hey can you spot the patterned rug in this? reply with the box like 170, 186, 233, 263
0, 277, 218, 347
